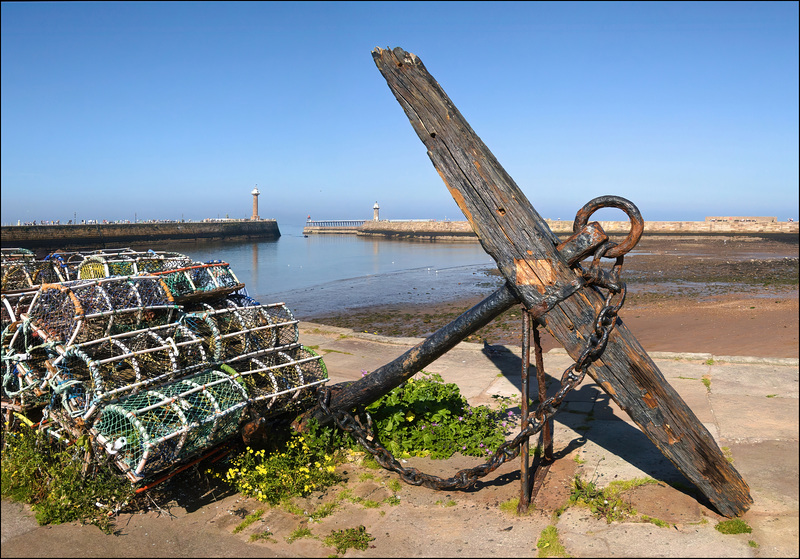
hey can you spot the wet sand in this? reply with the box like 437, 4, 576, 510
305, 234, 799, 358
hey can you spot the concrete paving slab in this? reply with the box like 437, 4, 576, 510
710, 394, 799, 442
706, 362, 800, 398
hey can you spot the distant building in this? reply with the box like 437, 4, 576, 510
705, 216, 777, 223
251, 186, 260, 220
373, 201, 380, 221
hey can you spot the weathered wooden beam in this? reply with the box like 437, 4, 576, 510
370, 46, 751, 517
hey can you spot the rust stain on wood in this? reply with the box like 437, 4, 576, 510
600, 381, 616, 396
438, 170, 474, 224
514, 258, 555, 290
642, 391, 658, 409
665, 423, 682, 445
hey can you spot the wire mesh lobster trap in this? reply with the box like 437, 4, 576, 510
75, 249, 194, 279
49, 322, 210, 419
24, 276, 177, 346
179, 299, 299, 362
149, 261, 245, 303
1, 252, 71, 292
90, 368, 250, 481
222, 345, 329, 416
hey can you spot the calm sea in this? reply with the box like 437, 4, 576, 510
176, 225, 501, 319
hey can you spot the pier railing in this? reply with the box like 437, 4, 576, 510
304, 220, 366, 228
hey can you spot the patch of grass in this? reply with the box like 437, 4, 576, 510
715, 518, 752, 534
702, 375, 712, 391
500, 496, 534, 515
641, 514, 671, 528
568, 476, 657, 524
537, 525, 570, 557
358, 472, 377, 481
385, 495, 401, 506
677, 376, 698, 380
721, 446, 734, 464
282, 501, 304, 515
434, 498, 456, 507
323, 525, 374, 554
249, 530, 276, 543
748, 540, 759, 548
572, 454, 586, 465
387, 478, 402, 493
286, 526, 315, 543
320, 349, 352, 355
309, 502, 338, 520
705, 359, 715, 366
766, 394, 778, 398
233, 508, 265, 533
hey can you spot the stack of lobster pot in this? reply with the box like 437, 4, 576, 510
1, 247, 328, 483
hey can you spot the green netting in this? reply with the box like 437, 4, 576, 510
91, 369, 248, 481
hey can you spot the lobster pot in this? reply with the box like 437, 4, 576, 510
225, 346, 328, 416
180, 303, 298, 362
24, 277, 175, 345
1, 289, 37, 330
134, 252, 194, 274
91, 369, 249, 481
152, 262, 244, 302
1, 321, 54, 409
53, 323, 210, 417
76, 250, 193, 279
188, 297, 300, 348
1, 262, 36, 291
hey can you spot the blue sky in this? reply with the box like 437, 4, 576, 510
2, 1, 798, 227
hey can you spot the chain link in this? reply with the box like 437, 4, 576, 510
318, 241, 627, 491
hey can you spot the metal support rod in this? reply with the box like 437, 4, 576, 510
528, 324, 555, 503
518, 308, 532, 513
534, 326, 553, 461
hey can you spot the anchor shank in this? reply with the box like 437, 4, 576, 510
368, 46, 751, 517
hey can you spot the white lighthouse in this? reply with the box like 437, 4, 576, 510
251, 186, 260, 220
373, 201, 380, 221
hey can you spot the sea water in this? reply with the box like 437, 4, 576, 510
178, 224, 500, 318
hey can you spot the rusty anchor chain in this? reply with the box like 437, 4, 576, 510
317, 196, 640, 491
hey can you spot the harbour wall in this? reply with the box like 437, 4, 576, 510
334, 219, 799, 240
0, 220, 281, 250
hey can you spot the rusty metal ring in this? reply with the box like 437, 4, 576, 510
572, 195, 644, 258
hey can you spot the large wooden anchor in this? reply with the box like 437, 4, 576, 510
300, 47, 752, 518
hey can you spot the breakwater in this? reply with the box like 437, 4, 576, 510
303, 219, 799, 240
0, 220, 280, 250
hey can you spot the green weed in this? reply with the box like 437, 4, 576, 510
233, 508, 264, 533
323, 525, 374, 554
1, 428, 133, 534
537, 525, 570, 557
715, 518, 752, 534
286, 526, 314, 543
